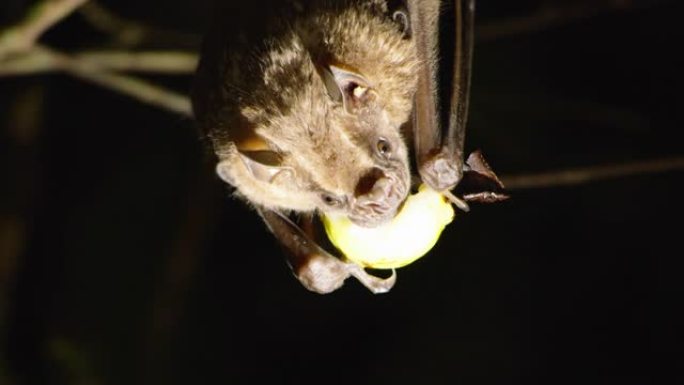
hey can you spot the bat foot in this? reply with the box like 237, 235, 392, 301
293, 253, 397, 294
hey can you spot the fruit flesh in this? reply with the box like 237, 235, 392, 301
322, 185, 455, 269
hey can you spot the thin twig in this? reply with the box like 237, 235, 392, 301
0, 49, 197, 76
501, 156, 684, 190
29, 46, 191, 116
0, 0, 193, 116
72, 51, 197, 73
0, 47, 57, 76
0, 0, 88, 59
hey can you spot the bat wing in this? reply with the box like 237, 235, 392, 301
411, 0, 474, 192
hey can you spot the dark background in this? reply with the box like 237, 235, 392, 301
1, 0, 682, 384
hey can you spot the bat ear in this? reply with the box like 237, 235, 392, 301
217, 151, 291, 185
321, 64, 374, 113
392, 8, 411, 38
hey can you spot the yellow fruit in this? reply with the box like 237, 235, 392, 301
322, 185, 455, 269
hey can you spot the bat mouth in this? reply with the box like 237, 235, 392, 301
349, 204, 399, 228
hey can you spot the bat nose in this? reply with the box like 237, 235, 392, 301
354, 168, 394, 210
366, 177, 393, 201
350, 168, 407, 227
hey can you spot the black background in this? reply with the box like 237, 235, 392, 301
1, 0, 682, 384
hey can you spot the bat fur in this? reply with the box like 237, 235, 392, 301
193, 0, 428, 227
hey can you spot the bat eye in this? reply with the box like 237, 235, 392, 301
376, 138, 392, 158
321, 193, 344, 207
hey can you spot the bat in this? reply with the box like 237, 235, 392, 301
191, 0, 507, 294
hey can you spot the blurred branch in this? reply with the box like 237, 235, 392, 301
0, 49, 197, 76
477, 0, 668, 42
72, 50, 197, 72
0, 45, 191, 115
36, 46, 192, 115
0, 0, 191, 115
79, 1, 201, 49
0, 0, 87, 59
502, 156, 684, 190
0, 47, 192, 115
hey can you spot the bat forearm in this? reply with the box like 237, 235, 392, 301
414, 0, 474, 193
409, 0, 441, 168
445, 0, 474, 166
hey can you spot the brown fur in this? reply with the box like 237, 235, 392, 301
193, 0, 422, 221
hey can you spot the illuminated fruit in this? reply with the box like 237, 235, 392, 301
322, 185, 454, 269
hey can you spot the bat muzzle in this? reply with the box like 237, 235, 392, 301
349, 168, 408, 227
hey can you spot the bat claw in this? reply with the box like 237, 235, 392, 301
443, 190, 470, 212
346, 264, 396, 294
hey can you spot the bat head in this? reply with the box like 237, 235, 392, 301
194, 3, 418, 227
216, 62, 413, 227
312, 64, 413, 227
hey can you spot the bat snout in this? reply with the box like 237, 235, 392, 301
349, 168, 407, 227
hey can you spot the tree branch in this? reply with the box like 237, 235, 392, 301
0, 49, 197, 76
72, 50, 197, 73
0, 0, 88, 59
501, 156, 684, 190
26, 46, 192, 116
0, 1, 193, 115
476, 0, 669, 42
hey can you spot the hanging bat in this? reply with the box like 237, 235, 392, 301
191, 0, 507, 294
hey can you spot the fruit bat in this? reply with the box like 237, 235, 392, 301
191, 0, 507, 294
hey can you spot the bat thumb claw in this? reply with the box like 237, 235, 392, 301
443, 190, 470, 212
